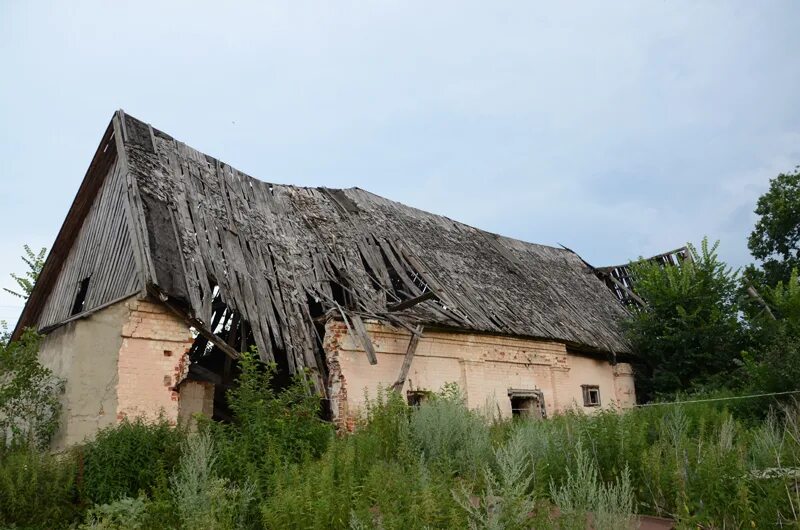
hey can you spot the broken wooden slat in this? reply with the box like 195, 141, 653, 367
747, 285, 777, 321
350, 314, 378, 365
603, 273, 646, 307
387, 290, 436, 312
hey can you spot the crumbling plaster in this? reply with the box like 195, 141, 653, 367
37, 295, 200, 449
37, 297, 131, 449
324, 319, 636, 428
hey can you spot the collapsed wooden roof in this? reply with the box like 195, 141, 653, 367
16, 111, 633, 381
594, 247, 691, 307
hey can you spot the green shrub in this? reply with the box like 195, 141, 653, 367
206, 350, 333, 495
0, 445, 79, 528
624, 238, 746, 400
261, 438, 357, 529
80, 495, 149, 530
356, 386, 414, 464
261, 391, 468, 529
81, 417, 185, 505
262, 434, 466, 529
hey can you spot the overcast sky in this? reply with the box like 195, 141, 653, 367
1, 1, 799, 327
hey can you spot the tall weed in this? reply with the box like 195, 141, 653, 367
262, 387, 471, 529
409, 386, 491, 478
454, 433, 539, 530
550, 443, 636, 530
171, 432, 255, 530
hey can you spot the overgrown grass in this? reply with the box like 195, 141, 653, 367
6, 368, 800, 528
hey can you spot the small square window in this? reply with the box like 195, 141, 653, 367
407, 390, 432, 407
582, 385, 601, 407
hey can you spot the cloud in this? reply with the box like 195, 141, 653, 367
1, 0, 799, 329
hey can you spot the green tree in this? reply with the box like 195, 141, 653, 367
748, 168, 800, 287
743, 268, 800, 393
0, 245, 61, 448
3, 245, 46, 300
624, 238, 745, 401
0, 329, 63, 449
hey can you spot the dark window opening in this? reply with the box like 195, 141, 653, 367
71, 277, 90, 316
508, 389, 545, 419
582, 385, 601, 407
188, 286, 257, 422
306, 292, 330, 383
330, 280, 348, 308
407, 390, 432, 407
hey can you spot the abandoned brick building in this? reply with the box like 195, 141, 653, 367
13, 111, 639, 448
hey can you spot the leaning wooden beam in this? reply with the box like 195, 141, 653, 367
350, 314, 378, 365
387, 290, 436, 312
392, 325, 424, 391
747, 285, 777, 321
604, 274, 646, 307
147, 285, 240, 360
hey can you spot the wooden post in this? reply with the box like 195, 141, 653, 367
392, 325, 424, 391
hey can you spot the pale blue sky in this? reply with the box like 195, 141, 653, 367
2, 1, 799, 326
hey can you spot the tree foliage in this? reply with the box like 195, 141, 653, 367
743, 269, 800, 393
3, 245, 47, 299
624, 238, 745, 400
0, 329, 64, 449
748, 168, 800, 287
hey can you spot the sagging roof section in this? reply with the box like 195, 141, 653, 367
119, 112, 631, 355
16, 111, 634, 381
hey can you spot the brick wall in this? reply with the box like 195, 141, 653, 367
324, 319, 636, 428
116, 298, 194, 423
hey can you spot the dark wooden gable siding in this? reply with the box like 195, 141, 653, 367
36, 154, 141, 329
